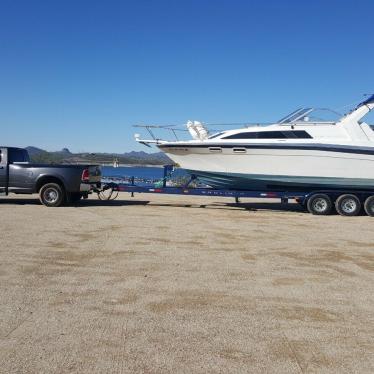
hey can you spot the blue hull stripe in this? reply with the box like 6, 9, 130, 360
160, 143, 374, 156
187, 170, 374, 191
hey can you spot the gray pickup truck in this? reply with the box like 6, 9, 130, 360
0, 147, 101, 207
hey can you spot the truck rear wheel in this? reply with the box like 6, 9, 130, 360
306, 193, 333, 215
335, 194, 361, 216
39, 183, 65, 207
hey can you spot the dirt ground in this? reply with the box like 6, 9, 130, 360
0, 193, 374, 373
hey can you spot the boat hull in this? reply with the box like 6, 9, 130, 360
159, 144, 374, 191
185, 170, 374, 191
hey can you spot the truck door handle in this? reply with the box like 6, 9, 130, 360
0, 166, 4, 169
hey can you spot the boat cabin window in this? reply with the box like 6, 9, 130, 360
223, 130, 312, 139
258, 131, 287, 139
284, 131, 313, 139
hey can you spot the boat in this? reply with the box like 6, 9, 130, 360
135, 95, 374, 191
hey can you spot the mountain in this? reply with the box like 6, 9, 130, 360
125, 151, 152, 159
123, 151, 171, 163
25, 146, 45, 156
25, 146, 172, 165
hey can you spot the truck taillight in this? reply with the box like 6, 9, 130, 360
81, 169, 90, 182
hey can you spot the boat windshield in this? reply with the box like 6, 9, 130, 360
208, 131, 225, 139
278, 108, 341, 123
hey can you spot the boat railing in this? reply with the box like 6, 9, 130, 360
133, 122, 272, 142
134, 120, 337, 143
133, 124, 189, 142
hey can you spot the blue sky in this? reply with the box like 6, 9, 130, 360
1, 0, 374, 152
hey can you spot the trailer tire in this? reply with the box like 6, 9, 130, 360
306, 193, 333, 215
364, 195, 374, 217
39, 183, 65, 207
335, 194, 361, 216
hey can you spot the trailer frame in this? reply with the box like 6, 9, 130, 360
98, 165, 374, 216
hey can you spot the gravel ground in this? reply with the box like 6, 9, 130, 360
0, 193, 374, 373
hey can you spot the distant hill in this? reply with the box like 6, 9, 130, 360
126, 151, 153, 159
25, 146, 45, 156
25, 146, 172, 165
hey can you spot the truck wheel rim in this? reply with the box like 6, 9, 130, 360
342, 199, 356, 213
313, 198, 327, 212
44, 188, 58, 203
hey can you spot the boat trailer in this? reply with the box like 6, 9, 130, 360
96, 165, 374, 217
97, 165, 309, 206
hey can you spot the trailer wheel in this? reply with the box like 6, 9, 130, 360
39, 183, 65, 207
364, 196, 374, 217
306, 193, 333, 215
335, 194, 361, 216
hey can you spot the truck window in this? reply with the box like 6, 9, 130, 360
8, 149, 30, 163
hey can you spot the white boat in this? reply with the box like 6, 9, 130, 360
135, 95, 374, 191
113, 158, 120, 168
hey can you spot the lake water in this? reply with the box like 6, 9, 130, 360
102, 166, 187, 184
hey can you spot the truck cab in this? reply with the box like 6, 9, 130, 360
0, 147, 101, 206
0, 147, 31, 193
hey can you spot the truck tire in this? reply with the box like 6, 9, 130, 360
306, 193, 333, 215
335, 194, 361, 216
39, 183, 65, 207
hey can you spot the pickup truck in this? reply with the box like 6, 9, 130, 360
0, 147, 101, 207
